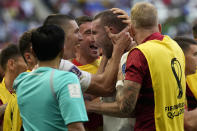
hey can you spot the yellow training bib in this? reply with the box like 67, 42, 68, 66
136, 36, 186, 131
0, 78, 22, 131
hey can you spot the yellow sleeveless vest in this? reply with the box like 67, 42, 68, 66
136, 36, 186, 131
186, 71, 197, 100
0, 77, 23, 131
0, 79, 13, 104
3, 94, 22, 131
77, 58, 101, 74
0, 78, 22, 131
3, 70, 31, 131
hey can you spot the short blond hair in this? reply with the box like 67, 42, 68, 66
131, 2, 158, 29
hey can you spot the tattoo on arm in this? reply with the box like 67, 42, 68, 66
116, 81, 141, 115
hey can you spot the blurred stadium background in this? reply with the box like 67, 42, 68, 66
0, 0, 197, 47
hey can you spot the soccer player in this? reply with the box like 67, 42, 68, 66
0, 44, 27, 130
173, 36, 197, 131
91, 10, 134, 131
19, 30, 37, 71
73, 16, 100, 74
74, 16, 103, 131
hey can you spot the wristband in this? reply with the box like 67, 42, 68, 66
116, 80, 124, 88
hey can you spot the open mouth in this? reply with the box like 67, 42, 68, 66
89, 44, 98, 54
90, 45, 98, 50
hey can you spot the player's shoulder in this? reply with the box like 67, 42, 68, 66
59, 59, 74, 70
59, 59, 82, 78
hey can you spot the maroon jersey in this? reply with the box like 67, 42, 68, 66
186, 84, 197, 111
125, 32, 164, 131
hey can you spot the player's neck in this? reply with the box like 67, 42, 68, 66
4, 72, 15, 92
135, 27, 159, 44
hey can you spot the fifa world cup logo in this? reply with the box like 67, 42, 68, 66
171, 58, 183, 99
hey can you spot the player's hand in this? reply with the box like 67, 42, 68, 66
110, 8, 131, 25
111, 8, 135, 38
85, 100, 93, 112
105, 26, 134, 53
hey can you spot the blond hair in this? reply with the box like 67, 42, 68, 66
131, 2, 158, 29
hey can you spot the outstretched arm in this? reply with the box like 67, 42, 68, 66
86, 80, 140, 117
86, 100, 131, 118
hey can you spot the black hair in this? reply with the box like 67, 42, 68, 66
0, 44, 21, 70
31, 25, 65, 61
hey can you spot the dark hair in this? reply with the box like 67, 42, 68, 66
18, 30, 34, 62
192, 23, 197, 39
0, 44, 21, 70
31, 25, 65, 61
174, 36, 197, 52
94, 10, 128, 32
43, 14, 74, 32
76, 16, 93, 26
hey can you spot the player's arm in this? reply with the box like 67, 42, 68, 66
85, 83, 138, 118
86, 100, 131, 117
86, 47, 124, 96
86, 61, 134, 117
87, 80, 141, 117
86, 26, 133, 96
85, 82, 139, 118
96, 55, 108, 74
116, 80, 141, 115
67, 122, 85, 131
184, 109, 197, 131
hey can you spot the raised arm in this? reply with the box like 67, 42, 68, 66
85, 26, 132, 96
96, 55, 108, 74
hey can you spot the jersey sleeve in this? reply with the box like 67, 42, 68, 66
59, 59, 91, 92
57, 73, 88, 125
125, 49, 149, 84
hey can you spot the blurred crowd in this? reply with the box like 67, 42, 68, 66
0, 0, 197, 46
